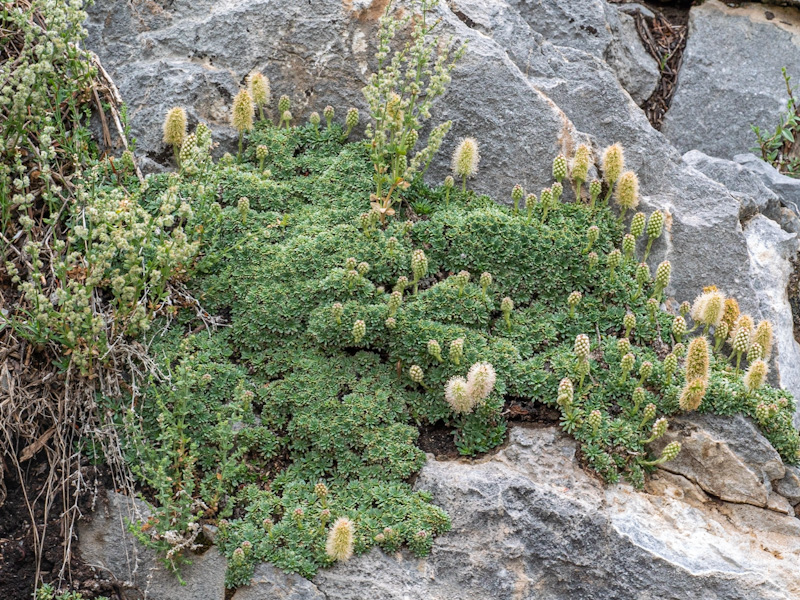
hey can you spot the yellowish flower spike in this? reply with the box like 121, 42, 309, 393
744, 359, 768, 393
162, 106, 187, 165
325, 517, 354, 562
451, 137, 480, 192
685, 336, 710, 383
614, 170, 639, 221
247, 71, 271, 120
679, 377, 707, 412
752, 320, 774, 360
571, 143, 592, 194
601, 142, 625, 204
231, 89, 255, 162
231, 89, 255, 133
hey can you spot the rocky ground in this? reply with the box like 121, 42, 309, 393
62, 0, 800, 598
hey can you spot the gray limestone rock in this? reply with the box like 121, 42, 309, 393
662, 0, 800, 160
735, 152, 800, 216
776, 465, 800, 504
231, 563, 325, 600
79, 492, 226, 600
309, 426, 800, 600
650, 414, 785, 508
743, 214, 800, 425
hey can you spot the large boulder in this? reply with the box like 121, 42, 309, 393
307, 427, 800, 599
662, 0, 800, 160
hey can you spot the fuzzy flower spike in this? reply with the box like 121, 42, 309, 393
452, 137, 480, 192
614, 171, 639, 222
601, 143, 624, 203
231, 89, 255, 162
163, 107, 187, 166
326, 517, 354, 562
247, 71, 271, 120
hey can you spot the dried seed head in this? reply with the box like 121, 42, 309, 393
722, 297, 740, 329
752, 320, 774, 360
571, 144, 592, 184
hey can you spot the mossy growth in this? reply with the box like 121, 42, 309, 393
112, 119, 800, 585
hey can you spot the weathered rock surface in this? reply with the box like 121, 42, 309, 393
231, 563, 325, 600
310, 427, 800, 599
735, 152, 800, 216
79, 492, 226, 600
777, 465, 800, 505
650, 414, 785, 508
662, 0, 800, 160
